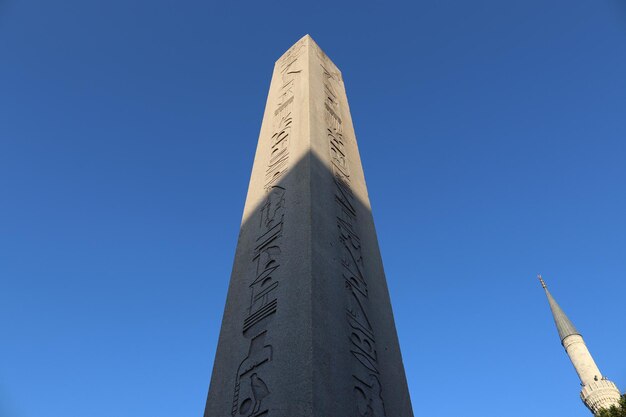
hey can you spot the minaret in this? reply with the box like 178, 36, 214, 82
538, 275, 621, 414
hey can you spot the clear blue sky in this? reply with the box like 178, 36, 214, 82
1, 1, 625, 416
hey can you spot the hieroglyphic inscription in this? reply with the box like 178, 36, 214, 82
231, 39, 305, 417
320, 57, 387, 417
265, 114, 292, 189
262, 42, 304, 191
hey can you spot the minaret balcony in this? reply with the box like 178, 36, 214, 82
580, 379, 622, 414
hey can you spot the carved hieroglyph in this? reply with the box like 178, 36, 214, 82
204, 35, 414, 417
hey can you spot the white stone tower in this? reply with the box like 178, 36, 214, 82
539, 275, 621, 414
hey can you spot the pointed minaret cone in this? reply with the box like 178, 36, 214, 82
538, 274, 580, 344
538, 275, 621, 414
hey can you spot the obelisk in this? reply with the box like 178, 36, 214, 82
204, 35, 414, 417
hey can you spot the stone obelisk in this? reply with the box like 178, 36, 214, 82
204, 35, 414, 417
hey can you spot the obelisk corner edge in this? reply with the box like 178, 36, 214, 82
273, 35, 343, 77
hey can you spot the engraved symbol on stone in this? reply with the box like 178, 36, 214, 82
250, 373, 270, 415
265, 113, 293, 188
260, 186, 286, 231
246, 187, 285, 336
335, 179, 356, 218
322, 64, 341, 113
279, 42, 305, 71
322, 64, 343, 133
355, 386, 369, 416
276, 86, 294, 114
238, 373, 270, 417
322, 64, 341, 83
278, 41, 304, 68
247, 247, 280, 328
353, 375, 387, 417
329, 128, 349, 181
347, 286, 379, 374
232, 332, 273, 417
368, 375, 385, 417
239, 398, 252, 415
256, 246, 280, 276
280, 47, 304, 86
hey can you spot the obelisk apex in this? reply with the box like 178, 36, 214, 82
538, 276, 621, 414
204, 36, 414, 417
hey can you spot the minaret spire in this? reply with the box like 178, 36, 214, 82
538, 275, 622, 414
538, 274, 580, 344
538, 274, 547, 289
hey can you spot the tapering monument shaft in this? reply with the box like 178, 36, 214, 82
204, 35, 413, 417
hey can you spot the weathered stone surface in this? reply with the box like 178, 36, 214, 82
204, 35, 414, 417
